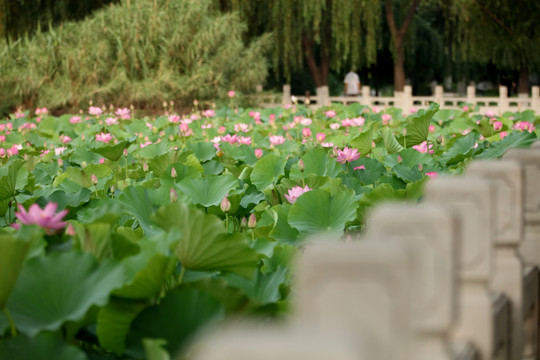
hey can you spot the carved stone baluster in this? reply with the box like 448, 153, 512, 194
366, 204, 457, 360
296, 240, 413, 360
425, 178, 510, 360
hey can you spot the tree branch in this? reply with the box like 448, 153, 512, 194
473, 1, 514, 37
399, 0, 422, 37
385, 0, 398, 39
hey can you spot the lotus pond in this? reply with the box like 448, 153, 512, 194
0, 102, 538, 359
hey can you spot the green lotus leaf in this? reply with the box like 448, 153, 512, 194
97, 297, 147, 355
288, 189, 358, 235
0, 226, 40, 309
381, 127, 404, 154
118, 186, 158, 235
113, 241, 176, 299
125, 289, 224, 358
188, 142, 216, 162
392, 164, 423, 183
137, 142, 169, 159
143, 339, 171, 360
177, 174, 237, 207
250, 154, 286, 190
6, 251, 126, 336
439, 132, 479, 165
350, 123, 374, 155
0, 159, 27, 201
269, 204, 299, 243
0, 332, 87, 360
45, 189, 92, 210
90, 141, 129, 161
300, 148, 341, 177
151, 203, 257, 277
477, 131, 537, 160
223, 267, 288, 306
401, 103, 439, 147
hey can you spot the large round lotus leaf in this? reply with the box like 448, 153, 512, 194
177, 174, 238, 207
0, 332, 87, 360
7, 251, 126, 336
89, 141, 129, 161
288, 189, 358, 235
250, 154, 286, 190
125, 289, 224, 358
152, 203, 257, 278
0, 226, 41, 309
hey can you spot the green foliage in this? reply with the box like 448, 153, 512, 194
0, 0, 269, 111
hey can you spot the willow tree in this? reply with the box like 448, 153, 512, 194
218, 0, 381, 88
451, 0, 540, 96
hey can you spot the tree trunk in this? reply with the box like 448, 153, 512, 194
302, 32, 329, 87
393, 38, 406, 92
385, 0, 422, 94
518, 68, 529, 96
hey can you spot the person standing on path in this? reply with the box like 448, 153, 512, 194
344, 70, 361, 96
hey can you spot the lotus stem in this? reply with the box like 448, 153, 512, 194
4, 308, 17, 337
177, 266, 186, 286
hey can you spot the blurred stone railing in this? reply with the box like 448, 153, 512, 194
263, 84, 540, 114
189, 143, 540, 360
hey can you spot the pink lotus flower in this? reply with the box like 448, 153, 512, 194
168, 115, 181, 123
255, 148, 263, 158
96, 132, 113, 143
325, 110, 336, 118
341, 118, 355, 127
0, 148, 5, 157
321, 142, 334, 148
329, 123, 340, 130
89, 106, 103, 116
105, 117, 118, 126
70, 116, 82, 124
514, 121, 535, 133
0, 135, 5, 143
300, 118, 312, 126
54, 147, 67, 156
316, 133, 326, 142
381, 114, 392, 125
35, 107, 48, 116
336, 147, 361, 163
269, 135, 286, 146
499, 131, 508, 140
429, 125, 436, 133
234, 123, 250, 133
284, 185, 312, 204
115, 108, 131, 119
228, 90, 236, 98
13, 202, 68, 234
237, 136, 252, 145
409, 107, 418, 113
221, 134, 238, 144
354, 165, 366, 170
61, 135, 72, 144
302, 128, 312, 137
462, 105, 469, 112
352, 117, 365, 126
485, 110, 495, 118
413, 141, 434, 154
425, 171, 438, 179
493, 121, 503, 131
203, 109, 215, 118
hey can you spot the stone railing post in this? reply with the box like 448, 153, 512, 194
467, 86, 476, 106
499, 86, 508, 113
403, 85, 413, 112
361, 85, 371, 107
466, 160, 525, 360
316, 86, 330, 107
435, 85, 444, 107
282, 84, 291, 106
296, 240, 413, 360
191, 325, 362, 360
366, 204, 457, 360
425, 178, 509, 360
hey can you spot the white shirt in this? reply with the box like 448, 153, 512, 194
344, 72, 360, 95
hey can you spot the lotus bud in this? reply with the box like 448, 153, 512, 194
241, 216, 247, 228
123, 148, 128, 157
418, 164, 423, 171
220, 196, 231, 213
402, 128, 407, 136
66, 223, 76, 236
397, 155, 403, 163
163, 101, 168, 108
110, 185, 115, 194
170, 188, 178, 203
171, 167, 177, 178
91, 174, 98, 185
58, 158, 63, 167
143, 162, 149, 172
248, 213, 257, 228
298, 159, 305, 172
81, 161, 87, 168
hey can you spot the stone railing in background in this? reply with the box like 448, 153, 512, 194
190, 144, 540, 360
251, 84, 540, 114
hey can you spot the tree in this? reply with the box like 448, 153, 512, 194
452, 0, 540, 95
384, 0, 423, 93
218, 0, 381, 89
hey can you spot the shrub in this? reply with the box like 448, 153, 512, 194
0, 0, 270, 112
